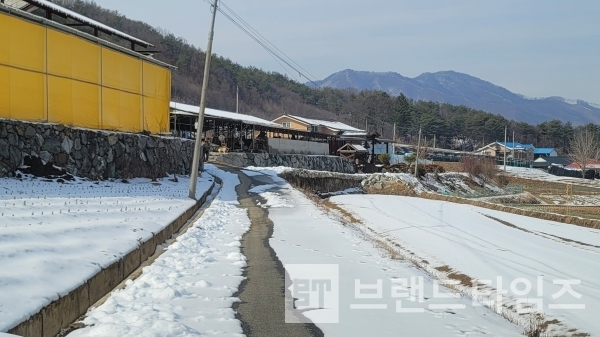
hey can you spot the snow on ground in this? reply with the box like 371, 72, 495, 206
0, 173, 213, 332
244, 166, 292, 175
256, 191, 294, 209
332, 194, 600, 335
240, 169, 263, 177
256, 172, 522, 336
542, 194, 600, 206
365, 171, 509, 197
505, 166, 600, 187
247, 184, 278, 194
70, 164, 250, 337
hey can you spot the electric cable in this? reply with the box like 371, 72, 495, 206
201, 0, 321, 87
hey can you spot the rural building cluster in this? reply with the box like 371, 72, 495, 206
0, 0, 597, 178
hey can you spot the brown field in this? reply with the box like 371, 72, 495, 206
434, 162, 463, 172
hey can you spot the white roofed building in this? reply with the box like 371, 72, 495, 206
169, 103, 334, 154
272, 114, 366, 136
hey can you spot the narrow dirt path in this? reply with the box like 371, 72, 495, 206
220, 167, 323, 337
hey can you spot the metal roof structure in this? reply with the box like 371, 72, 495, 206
273, 114, 364, 133
2, 0, 153, 49
533, 148, 557, 155
497, 142, 535, 150
337, 143, 367, 153
170, 102, 282, 129
475, 141, 536, 153
3, 0, 31, 10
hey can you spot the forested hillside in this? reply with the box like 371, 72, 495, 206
51, 0, 598, 152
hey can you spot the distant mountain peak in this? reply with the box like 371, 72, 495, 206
309, 70, 600, 125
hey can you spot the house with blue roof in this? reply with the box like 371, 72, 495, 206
475, 141, 535, 161
533, 148, 558, 159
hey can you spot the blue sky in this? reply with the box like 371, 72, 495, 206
93, 0, 600, 104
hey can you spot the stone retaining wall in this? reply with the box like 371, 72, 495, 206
7, 180, 218, 337
280, 169, 365, 194
210, 152, 355, 174
0, 119, 195, 180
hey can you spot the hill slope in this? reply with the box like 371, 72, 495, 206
41, 0, 592, 152
311, 69, 600, 125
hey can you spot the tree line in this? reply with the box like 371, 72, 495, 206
55, 0, 599, 154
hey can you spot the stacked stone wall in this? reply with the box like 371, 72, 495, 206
279, 169, 364, 194
0, 119, 195, 180
210, 152, 355, 174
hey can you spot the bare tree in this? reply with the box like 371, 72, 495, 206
570, 128, 600, 178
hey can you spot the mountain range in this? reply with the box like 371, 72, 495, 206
309, 69, 600, 125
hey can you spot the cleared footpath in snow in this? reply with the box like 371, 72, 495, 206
243, 168, 522, 337
331, 194, 600, 336
69, 165, 250, 336
0, 172, 213, 333
221, 167, 323, 337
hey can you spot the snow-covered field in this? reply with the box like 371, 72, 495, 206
0, 172, 213, 332
70, 165, 250, 336
253, 171, 523, 336
6, 162, 599, 336
505, 166, 600, 187
501, 167, 600, 207
332, 194, 600, 336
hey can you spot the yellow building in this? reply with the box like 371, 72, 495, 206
0, 0, 173, 134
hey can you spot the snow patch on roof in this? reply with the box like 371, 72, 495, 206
7, 0, 153, 47
285, 115, 364, 132
341, 131, 367, 137
170, 102, 281, 128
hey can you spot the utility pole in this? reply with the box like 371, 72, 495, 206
236, 85, 239, 114
393, 122, 396, 142
414, 126, 422, 177
503, 125, 507, 172
433, 134, 436, 149
512, 130, 515, 162
365, 117, 368, 133
189, 0, 218, 199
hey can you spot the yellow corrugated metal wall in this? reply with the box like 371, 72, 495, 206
0, 11, 171, 134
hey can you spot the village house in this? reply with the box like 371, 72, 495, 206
474, 141, 535, 161
533, 148, 558, 159
272, 114, 366, 136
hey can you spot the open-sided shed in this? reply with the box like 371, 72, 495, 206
337, 143, 368, 161
170, 102, 333, 153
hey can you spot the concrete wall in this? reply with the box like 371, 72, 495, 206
7, 180, 217, 337
0, 118, 195, 180
267, 138, 329, 155
210, 152, 355, 174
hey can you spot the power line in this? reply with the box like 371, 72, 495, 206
216, 7, 300, 82
219, 1, 320, 84
200, 0, 321, 87
200, 0, 296, 81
